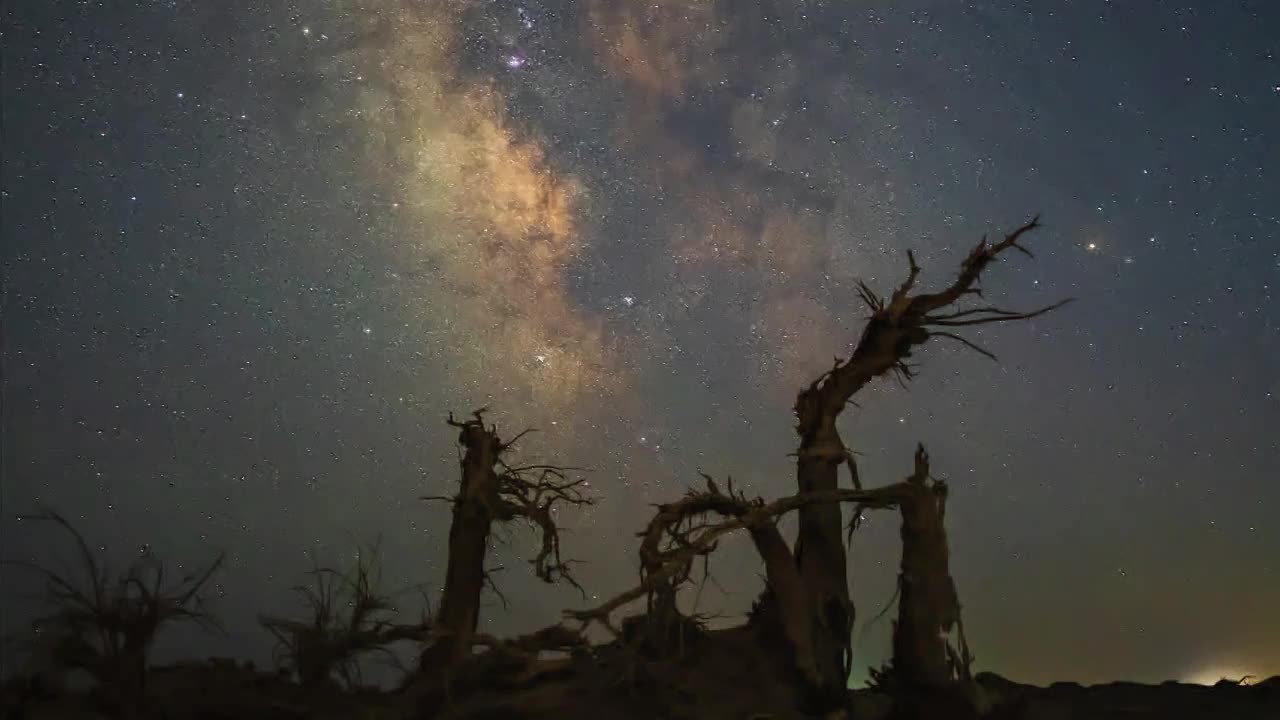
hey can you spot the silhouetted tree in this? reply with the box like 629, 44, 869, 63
5, 217, 1073, 720
410, 410, 592, 701
416, 217, 1066, 719
6, 510, 223, 710
259, 543, 430, 690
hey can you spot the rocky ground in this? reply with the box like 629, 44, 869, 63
5, 659, 1278, 720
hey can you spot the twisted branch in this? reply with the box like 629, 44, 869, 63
797, 216, 1071, 440
561, 479, 915, 686
492, 462, 593, 595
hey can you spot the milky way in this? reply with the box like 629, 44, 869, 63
3, 0, 1278, 686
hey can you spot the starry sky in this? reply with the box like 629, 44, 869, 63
2, 0, 1278, 688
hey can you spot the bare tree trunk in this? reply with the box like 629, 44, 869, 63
418, 416, 504, 672
891, 446, 960, 691
793, 408, 855, 705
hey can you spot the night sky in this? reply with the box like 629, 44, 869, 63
2, 0, 1277, 688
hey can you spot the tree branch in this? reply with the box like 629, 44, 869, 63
564, 482, 912, 635
795, 216, 1069, 438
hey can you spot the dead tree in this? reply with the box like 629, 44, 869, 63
259, 544, 430, 690
551, 217, 1066, 716
415, 410, 592, 686
407, 218, 1064, 719
859, 445, 975, 719
786, 216, 1066, 710
5, 510, 223, 707
892, 446, 970, 692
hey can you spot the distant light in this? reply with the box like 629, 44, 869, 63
302, 26, 311, 37
1086, 242, 1098, 251
1184, 667, 1258, 686
505, 55, 525, 69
